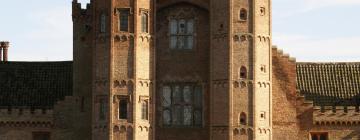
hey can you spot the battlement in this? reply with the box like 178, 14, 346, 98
0, 108, 53, 127
272, 46, 296, 62
313, 106, 360, 126
72, 0, 92, 22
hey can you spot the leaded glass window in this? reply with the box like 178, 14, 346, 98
169, 19, 195, 50
161, 84, 203, 127
119, 9, 130, 32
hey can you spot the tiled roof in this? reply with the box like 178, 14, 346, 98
0, 61, 72, 109
296, 62, 360, 106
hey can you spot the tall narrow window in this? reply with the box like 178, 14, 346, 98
141, 13, 148, 33
169, 19, 195, 50
119, 99, 128, 119
240, 112, 247, 125
119, 9, 130, 32
99, 99, 106, 120
100, 14, 106, 33
240, 9, 247, 21
141, 100, 149, 120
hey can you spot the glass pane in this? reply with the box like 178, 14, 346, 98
170, 19, 177, 34
179, 19, 186, 34
187, 20, 194, 34
194, 86, 202, 108
163, 110, 171, 125
194, 110, 202, 126
186, 36, 193, 49
120, 10, 129, 31
170, 36, 177, 49
119, 99, 127, 119
183, 106, 193, 125
183, 86, 192, 103
173, 106, 182, 125
178, 36, 185, 49
173, 86, 181, 104
162, 86, 171, 107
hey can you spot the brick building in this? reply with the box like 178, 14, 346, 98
0, 0, 359, 140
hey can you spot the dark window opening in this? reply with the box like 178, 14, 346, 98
240, 112, 247, 125
119, 99, 128, 119
240, 9, 247, 21
311, 132, 328, 140
119, 9, 130, 32
240, 66, 247, 79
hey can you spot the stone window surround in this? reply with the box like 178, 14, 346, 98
117, 8, 132, 32
139, 8, 150, 33
159, 83, 204, 127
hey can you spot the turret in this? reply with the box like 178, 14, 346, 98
209, 0, 272, 139
0, 41, 10, 62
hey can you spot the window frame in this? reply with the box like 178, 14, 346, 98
240, 8, 248, 21
118, 8, 131, 32
100, 13, 107, 33
141, 12, 149, 33
119, 99, 128, 120
168, 18, 196, 50
160, 83, 203, 127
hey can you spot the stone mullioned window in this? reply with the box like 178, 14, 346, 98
169, 19, 194, 50
161, 83, 203, 127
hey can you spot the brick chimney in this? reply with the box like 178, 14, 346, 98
0, 41, 10, 62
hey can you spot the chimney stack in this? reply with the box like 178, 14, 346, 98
0, 41, 10, 62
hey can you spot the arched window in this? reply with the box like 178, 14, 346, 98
100, 14, 106, 33
240, 112, 247, 125
141, 13, 149, 33
240, 66, 247, 79
240, 9, 247, 21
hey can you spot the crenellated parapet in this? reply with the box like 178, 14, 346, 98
0, 107, 53, 127
313, 106, 360, 126
72, 0, 92, 22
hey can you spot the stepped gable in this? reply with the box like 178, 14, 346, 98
0, 61, 73, 109
296, 62, 360, 106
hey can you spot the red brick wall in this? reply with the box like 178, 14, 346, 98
271, 47, 299, 139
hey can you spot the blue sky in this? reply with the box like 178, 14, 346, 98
0, 0, 359, 62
